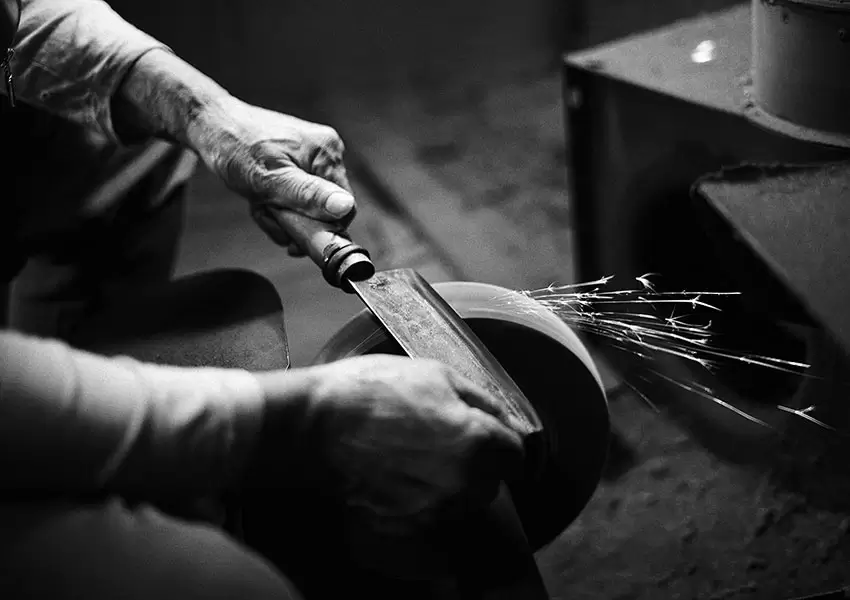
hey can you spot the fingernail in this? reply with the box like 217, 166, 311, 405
325, 192, 354, 218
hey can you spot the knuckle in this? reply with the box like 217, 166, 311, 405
278, 171, 318, 204
310, 151, 340, 175
416, 357, 444, 373
318, 127, 345, 156
462, 416, 487, 442
271, 187, 299, 209
316, 124, 339, 144
248, 139, 299, 170
322, 125, 341, 142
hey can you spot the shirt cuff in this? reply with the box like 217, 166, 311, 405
0, 331, 266, 496
109, 357, 266, 494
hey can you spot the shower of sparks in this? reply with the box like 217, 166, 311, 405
497, 274, 832, 432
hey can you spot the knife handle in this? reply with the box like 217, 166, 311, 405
265, 207, 375, 292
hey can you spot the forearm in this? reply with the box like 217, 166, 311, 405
111, 47, 240, 154
0, 331, 276, 497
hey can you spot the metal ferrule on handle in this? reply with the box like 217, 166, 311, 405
268, 209, 375, 291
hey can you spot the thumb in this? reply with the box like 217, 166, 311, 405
274, 168, 355, 221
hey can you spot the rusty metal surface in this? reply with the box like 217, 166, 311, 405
350, 269, 543, 437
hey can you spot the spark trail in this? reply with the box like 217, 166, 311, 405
497, 274, 828, 432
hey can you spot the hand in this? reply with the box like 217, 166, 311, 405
195, 98, 356, 256
249, 355, 526, 578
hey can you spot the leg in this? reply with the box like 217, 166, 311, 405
9, 140, 195, 339
68, 268, 291, 371
0, 498, 303, 600
8, 178, 188, 339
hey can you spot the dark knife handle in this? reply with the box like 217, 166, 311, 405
265, 208, 375, 292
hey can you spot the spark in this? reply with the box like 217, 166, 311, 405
623, 380, 660, 413
651, 370, 775, 430
636, 273, 659, 292
503, 274, 834, 433
776, 405, 841, 434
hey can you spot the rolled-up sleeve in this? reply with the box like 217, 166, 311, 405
9, 0, 171, 144
0, 332, 265, 496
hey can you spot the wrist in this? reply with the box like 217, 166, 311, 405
253, 367, 316, 410
184, 95, 252, 172
241, 368, 319, 491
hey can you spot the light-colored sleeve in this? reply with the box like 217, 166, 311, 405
0, 331, 266, 496
10, 0, 172, 144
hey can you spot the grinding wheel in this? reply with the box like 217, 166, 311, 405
314, 281, 611, 551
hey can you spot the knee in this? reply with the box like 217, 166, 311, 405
137, 506, 303, 600
154, 522, 305, 600
139, 268, 284, 329
0, 501, 304, 600
204, 268, 284, 319
68, 267, 289, 369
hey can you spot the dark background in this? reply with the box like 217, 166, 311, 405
109, 0, 741, 108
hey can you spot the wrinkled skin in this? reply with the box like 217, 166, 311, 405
251, 355, 526, 579
196, 98, 356, 257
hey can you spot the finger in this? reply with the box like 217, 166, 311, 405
312, 149, 354, 195
251, 205, 293, 247
445, 367, 526, 481
272, 168, 356, 221
468, 411, 526, 484
432, 414, 523, 524
445, 368, 527, 435
288, 242, 307, 257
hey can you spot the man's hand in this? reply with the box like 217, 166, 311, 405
250, 355, 526, 578
194, 98, 355, 256
114, 49, 355, 256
